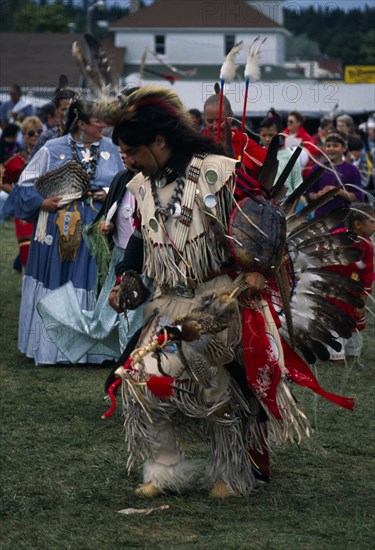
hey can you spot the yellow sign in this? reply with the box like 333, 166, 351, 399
345, 66, 375, 84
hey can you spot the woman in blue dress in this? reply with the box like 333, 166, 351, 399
6, 100, 125, 365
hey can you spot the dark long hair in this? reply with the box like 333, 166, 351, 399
63, 100, 96, 135
347, 203, 374, 230
112, 97, 225, 156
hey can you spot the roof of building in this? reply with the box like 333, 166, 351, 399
318, 58, 343, 73
111, 0, 282, 29
0, 33, 124, 89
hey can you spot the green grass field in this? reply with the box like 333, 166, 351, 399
1, 220, 374, 550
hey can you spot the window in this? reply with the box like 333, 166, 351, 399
225, 34, 235, 55
155, 35, 165, 55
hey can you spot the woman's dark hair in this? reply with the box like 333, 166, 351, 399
64, 100, 96, 135
54, 89, 76, 108
259, 108, 282, 132
40, 102, 56, 123
1, 123, 20, 139
289, 110, 304, 125
188, 108, 203, 123
112, 104, 225, 156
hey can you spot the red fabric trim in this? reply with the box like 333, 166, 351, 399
242, 308, 282, 419
282, 340, 355, 411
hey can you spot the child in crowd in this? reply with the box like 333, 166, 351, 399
347, 136, 371, 189
328, 203, 374, 365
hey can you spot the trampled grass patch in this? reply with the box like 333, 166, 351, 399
1, 220, 374, 549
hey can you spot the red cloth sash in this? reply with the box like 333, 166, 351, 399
242, 307, 282, 419
282, 340, 355, 411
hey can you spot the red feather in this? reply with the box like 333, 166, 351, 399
147, 375, 175, 398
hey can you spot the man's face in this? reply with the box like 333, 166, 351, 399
259, 124, 278, 149
10, 87, 21, 103
118, 138, 163, 176
204, 103, 228, 139
56, 99, 70, 123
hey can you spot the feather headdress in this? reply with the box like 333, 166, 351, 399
216, 41, 244, 143
72, 40, 108, 94
239, 36, 267, 161
244, 36, 267, 82
97, 85, 192, 128
83, 33, 117, 89
71, 33, 126, 124
220, 40, 244, 83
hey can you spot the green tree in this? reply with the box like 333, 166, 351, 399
286, 33, 321, 62
0, 0, 23, 31
359, 30, 375, 66
284, 5, 375, 66
12, 0, 69, 32
326, 31, 375, 67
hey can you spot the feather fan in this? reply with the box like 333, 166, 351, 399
35, 160, 90, 198
286, 187, 340, 233
294, 232, 361, 267
308, 301, 356, 339
278, 261, 362, 360
288, 208, 349, 242
296, 231, 355, 253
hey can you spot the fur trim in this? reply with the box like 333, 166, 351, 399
204, 419, 257, 496
143, 457, 203, 493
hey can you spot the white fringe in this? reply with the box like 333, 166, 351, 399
265, 380, 311, 446
142, 184, 234, 288
34, 192, 83, 243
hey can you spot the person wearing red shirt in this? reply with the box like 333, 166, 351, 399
327, 203, 374, 365
1, 116, 43, 267
202, 93, 267, 178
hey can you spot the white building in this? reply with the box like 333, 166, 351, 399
109, 0, 373, 117
110, 0, 289, 77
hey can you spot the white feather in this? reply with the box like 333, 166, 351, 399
105, 201, 118, 227
244, 36, 267, 82
219, 41, 244, 83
